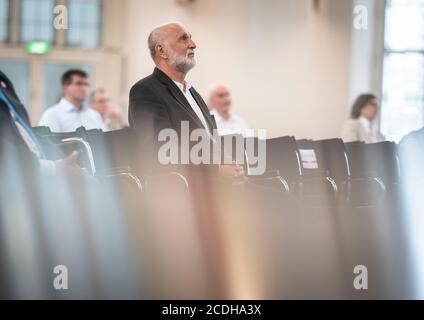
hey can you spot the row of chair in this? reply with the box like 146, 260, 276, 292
32, 125, 410, 209
35, 127, 401, 206
221, 135, 401, 207
1, 125, 418, 299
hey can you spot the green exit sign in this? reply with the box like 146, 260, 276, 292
25, 41, 52, 55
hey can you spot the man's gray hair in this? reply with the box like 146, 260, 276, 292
147, 22, 185, 61
90, 87, 106, 103
147, 24, 170, 61
148, 30, 160, 60
208, 83, 229, 98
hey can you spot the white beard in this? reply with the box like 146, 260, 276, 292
168, 49, 196, 73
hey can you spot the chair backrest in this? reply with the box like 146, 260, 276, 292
219, 134, 246, 165
35, 130, 76, 147
75, 127, 136, 175
294, 138, 349, 180
31, 125, 52, 136
33, 129, 95, 174
296, 139, 328, 177
61, 137, 96, 175
262, 136, 302, 183
319, 138, 350, 183
345, 141, 400, 185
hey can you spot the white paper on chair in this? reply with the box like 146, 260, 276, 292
299, 149, 318, 169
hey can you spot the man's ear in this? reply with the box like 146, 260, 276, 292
157, 44, 168, 59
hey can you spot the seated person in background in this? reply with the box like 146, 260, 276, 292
0, 70, 85, 177
38, 69, 104, 132
208, 83, 250, 137
90, 88, 126, 131
341, 93, 385, 143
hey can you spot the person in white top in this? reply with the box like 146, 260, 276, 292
341, 93, 385, 144
207, 83, 250, 137
38, 69, 104, 132
90, 88, 126, 131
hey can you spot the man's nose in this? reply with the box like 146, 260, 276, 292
188, 39, 197, 49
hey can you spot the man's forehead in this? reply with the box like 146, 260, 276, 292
165, 24, 191, 38
214, 85, 229, 95
71, 75, 88, 82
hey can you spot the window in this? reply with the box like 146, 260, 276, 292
381, 0, 424, 142
20, 0, 55, 43
0, 0, 9, 42
67, 0, 101, 48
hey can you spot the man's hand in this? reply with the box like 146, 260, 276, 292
55, 151, 89, 177
219, 162, 247, 185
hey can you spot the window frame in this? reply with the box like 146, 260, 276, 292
19, 0, 56, 44
0, 0, 11, 43
64, 0, 103, 49
381, 0, 424, 141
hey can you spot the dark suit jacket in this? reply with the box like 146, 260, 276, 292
0, 70, 39, 169
128, 67, 218, 175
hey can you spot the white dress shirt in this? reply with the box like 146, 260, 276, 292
39, 97, 104, 132
173, 81, 211, 132
212, 110, 250, 137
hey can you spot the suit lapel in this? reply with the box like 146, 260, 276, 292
168, 83, 206, 128
153, 68, 206, 129
153, 67, 219, 132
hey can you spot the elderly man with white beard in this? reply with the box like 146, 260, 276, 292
128, 22, 296, 299
128, 22, 245, 180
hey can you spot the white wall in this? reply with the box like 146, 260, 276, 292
122, 0, 354, 139
349, 0, 386, 105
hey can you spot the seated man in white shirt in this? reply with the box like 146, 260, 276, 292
38, 69, 104, 132
207, 83, 250, 137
